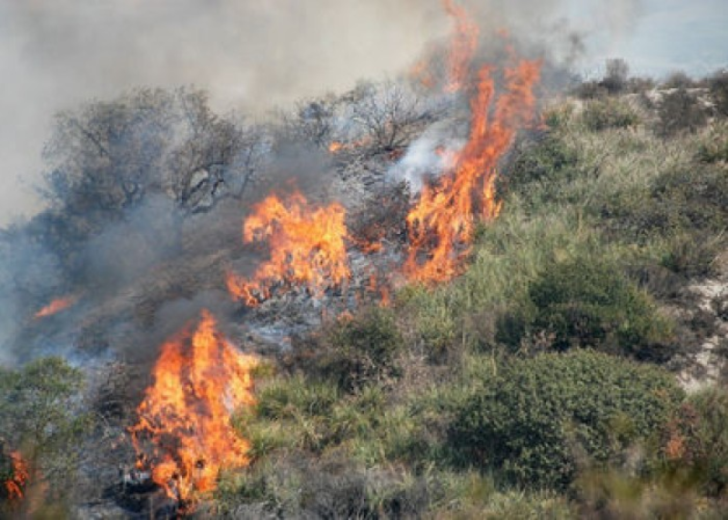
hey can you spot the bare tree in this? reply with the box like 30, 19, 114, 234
41, 87, 266, 220
277, 93, 340, 149
351, 81, 431, 153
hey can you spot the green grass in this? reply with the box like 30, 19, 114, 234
217, 94, 728, 517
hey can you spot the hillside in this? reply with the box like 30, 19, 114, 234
1, 12, 728, 520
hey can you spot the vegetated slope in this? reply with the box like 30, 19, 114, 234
2, 67, 728, 518
213, 73, 728, 518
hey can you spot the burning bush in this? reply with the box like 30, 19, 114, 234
0, 357, 90, 510
129, 311, 258, 505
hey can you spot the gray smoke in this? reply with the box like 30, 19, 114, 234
0, 0, 645, 226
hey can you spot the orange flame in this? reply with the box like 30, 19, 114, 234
327, 137, 371, 154
442, 0, 479, 93
227, 191, 350, 306
129, 310, 257, 502
3, 451, 28, 502
406, 60, 541, 283
33, 295, 77, 319
328, 141, 344, 153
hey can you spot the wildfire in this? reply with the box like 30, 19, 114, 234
33, 295, 77, 319
3, 451, 29, 502
327, 137, 371, 154
226, 191, 350, 306
442, 0, 479, 93
129, 310, 257, 503
405, 61, 541, 283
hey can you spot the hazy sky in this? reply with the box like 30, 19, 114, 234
0, 0, 726, 226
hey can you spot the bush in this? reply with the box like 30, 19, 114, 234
601, 59, 630, 95
707, 69, 728, 117
660, 232, 722, 278
655, 88, 708, 137
663, 387, 728, 497
696, 124, 728, 163
504, 134, 581, 200
0, 357, 90, 511
450, 350, 684, 490
216, 453, 436, 518
580, 98, 640, 132
601, 165, 728, 242
314, 307, 404, 392
502, 255, 671, 359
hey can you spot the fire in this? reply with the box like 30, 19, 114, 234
3, 451, 29, 502
129, 310, 257, 502
442, 0, 479, 93
328, 141, 344, 153
33, 295, 77, 319
405, 60, 541, 283
227, 191, 350, 306
327, 137, 371, 154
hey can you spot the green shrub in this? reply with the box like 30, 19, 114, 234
655, 88, 708, 137
660, 232, 722, 278
580, 99, 640, 132
216, 453, 436, 518
601, 165, 728, 242
0, 357, 90, 512
450, 350, 684, 490
503, 134, 581, 202
696, 124, 728, 163
315, 307, 404, 392
663, 387, 728, 497
707, 69, 728, 117
502, 255, 671, 359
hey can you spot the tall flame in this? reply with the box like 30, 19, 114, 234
227, 191, 350, 306
406, 60, 541, 283
33, 295, 77, 319
3, 451, 28, 502
129, 310, 257, 502
442, 0, 479, 93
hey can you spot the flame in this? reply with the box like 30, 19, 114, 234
3, 451, 28, 502
442, 0, 479, 93
227, 191, 350, 306
405, 60, 541, 283
328, 141, 344, 153
409, 58, 436, 89
327, 137, 371, 154
33, 295, 77, 319
129, 310, 257, 502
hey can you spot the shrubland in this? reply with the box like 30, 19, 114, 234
2, 64, 728, 517
215, 67, 728, 517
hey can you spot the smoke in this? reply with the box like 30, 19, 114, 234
0, 0, 647, 226
0, 0, 649, 368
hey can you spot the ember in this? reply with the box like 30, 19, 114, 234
3, 451, 28, 502
33, 295, 77, 319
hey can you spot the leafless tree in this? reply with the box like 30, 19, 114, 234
351, 81, 431, 153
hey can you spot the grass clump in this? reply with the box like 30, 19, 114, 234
580, 98, 641, 132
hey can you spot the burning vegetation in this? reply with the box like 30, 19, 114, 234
33, 295, 77, 320
226, 191, 350, 306
4, 0, 728, 518
129, 310, 257, 504
2, 451, 28, 502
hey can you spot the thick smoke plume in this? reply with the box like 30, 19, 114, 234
0, 0, 644, 226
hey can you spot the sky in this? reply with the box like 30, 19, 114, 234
0, 0, 726, 227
